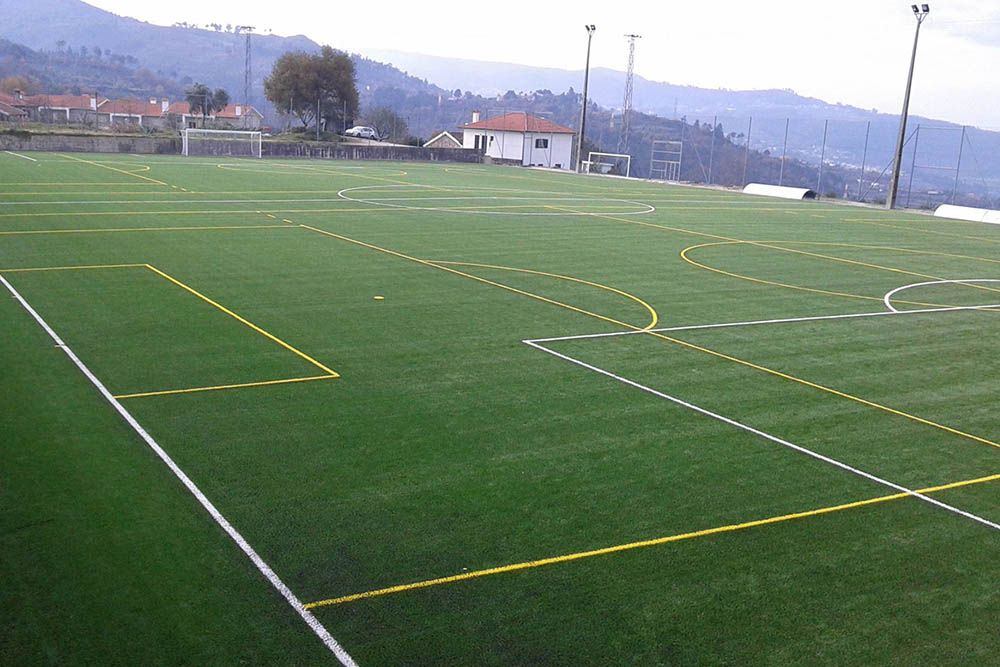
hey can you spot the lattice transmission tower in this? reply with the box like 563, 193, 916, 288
618, 34, 641, 154
236, 25, 255, 126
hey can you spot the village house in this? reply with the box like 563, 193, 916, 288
461, 111, 575, 170
0, 91, 262, 131
423, 130, 463, 149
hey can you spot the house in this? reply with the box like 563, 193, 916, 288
461, 111, 575, 170
5, 92, 102, 123
0, 95, 29, 122
423, 130, 462, 149
164, 102, 263, 130
97, 98, 170, 129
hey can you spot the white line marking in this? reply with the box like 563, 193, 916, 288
527, 303, 1000, 344
882, 279, 1000, 313
523, 339, 1000, 532
336, 184, 656, 216
0, 274, 357, 667
4, 150, 37, 162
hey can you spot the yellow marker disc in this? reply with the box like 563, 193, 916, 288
373, 295, 384, 300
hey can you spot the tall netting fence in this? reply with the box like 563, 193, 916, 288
633, 114, 998, 210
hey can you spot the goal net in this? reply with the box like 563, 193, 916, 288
584, 152, 632, 177
182, 128, 262, 158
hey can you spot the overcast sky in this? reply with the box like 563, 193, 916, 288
85, 0, 1000, 129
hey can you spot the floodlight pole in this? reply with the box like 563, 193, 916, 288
887, 4, 929, 210
577, 24, 596, 173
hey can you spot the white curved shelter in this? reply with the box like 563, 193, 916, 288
742, 183, 817, 200
934, 204, 1000, 225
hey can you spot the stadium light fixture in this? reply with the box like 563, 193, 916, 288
577, 24, 597, 173
887, 4, 930, 210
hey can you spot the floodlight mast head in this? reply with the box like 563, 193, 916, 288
887, 3, 930, 210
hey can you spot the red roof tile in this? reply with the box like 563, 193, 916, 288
99, 98, 164, 116
21, 94, 99, 109
0, 100, 28, 117
462, 112, 575, 134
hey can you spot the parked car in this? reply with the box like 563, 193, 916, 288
344, 126, 379, 140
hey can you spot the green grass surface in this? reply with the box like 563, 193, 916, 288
1, 152, 998, 665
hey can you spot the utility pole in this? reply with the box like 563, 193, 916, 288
577, 24, 596, 173
887, 5, 929, 210
618, 34, 641, 155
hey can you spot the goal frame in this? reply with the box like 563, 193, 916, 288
585, 151, 632, 178
182, 128, 263, 158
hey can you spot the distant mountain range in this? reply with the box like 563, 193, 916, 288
0, 0, 442, 120
1, 0, 998, 194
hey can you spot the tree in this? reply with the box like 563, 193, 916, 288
186, 83, 230, 127
364, 107, 407, 141
264, 46, 359, 134
0, 76, 37, 95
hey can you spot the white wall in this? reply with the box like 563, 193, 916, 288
463, 129, 573, 170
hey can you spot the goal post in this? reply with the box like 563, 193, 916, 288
182, 128, 262, 158
585, 151, 632, 177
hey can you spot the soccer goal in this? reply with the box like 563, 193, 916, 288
583, 151, 632, 177
182, 128, 262, 158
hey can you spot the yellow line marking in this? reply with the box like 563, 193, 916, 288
679, 242, 949, 309
299, 224, 653, 333
642, 327, 1000, 449
0, 207, 384, 219
430, 260, 659, 330
61, 153, 170, 186
143, 264, 339, 377
304, 472, 1000, 608
114, 374, 335, 399
299, 223, 998, 450
0, 225, 292, 236
847, 217, 1000, 246
0, 263, 147, 273
0, 182, 166, 186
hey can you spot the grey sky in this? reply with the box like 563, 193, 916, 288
84, 0, 1000, 129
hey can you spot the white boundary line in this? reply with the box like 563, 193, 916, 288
336, 184, 656, 216
1, 274, 357, 667
4, 150, 38, 162
527, 302, 1000, 345
883, 279, 1000, 312
523, 339, 1000, 532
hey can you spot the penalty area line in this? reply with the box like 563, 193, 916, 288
0, 274, 357, 667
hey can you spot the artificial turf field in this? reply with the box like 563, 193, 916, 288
1, 151, 998, 665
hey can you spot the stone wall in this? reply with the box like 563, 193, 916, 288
0, 132, 178, 154
0, 131, 481, 165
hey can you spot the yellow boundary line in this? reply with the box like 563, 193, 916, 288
299, 224, 656, 334
304, 471, 1000, 608
430, 260, 659, 330
298, 223, 999, 451
142, 264, 339, 377
680, 242, 962, 309
0, 263, 339, 395
0, 207, 382, 218
61, 153, 170, 186
114, 374, 335, 399
0, 225, 293, 236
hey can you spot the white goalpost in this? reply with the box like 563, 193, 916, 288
182, 128, 262, 158
583, 151, 632, 177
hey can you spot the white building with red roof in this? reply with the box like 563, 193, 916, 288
461, 111, 575, 170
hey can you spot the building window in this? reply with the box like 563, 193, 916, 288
534, 138, 549, 149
